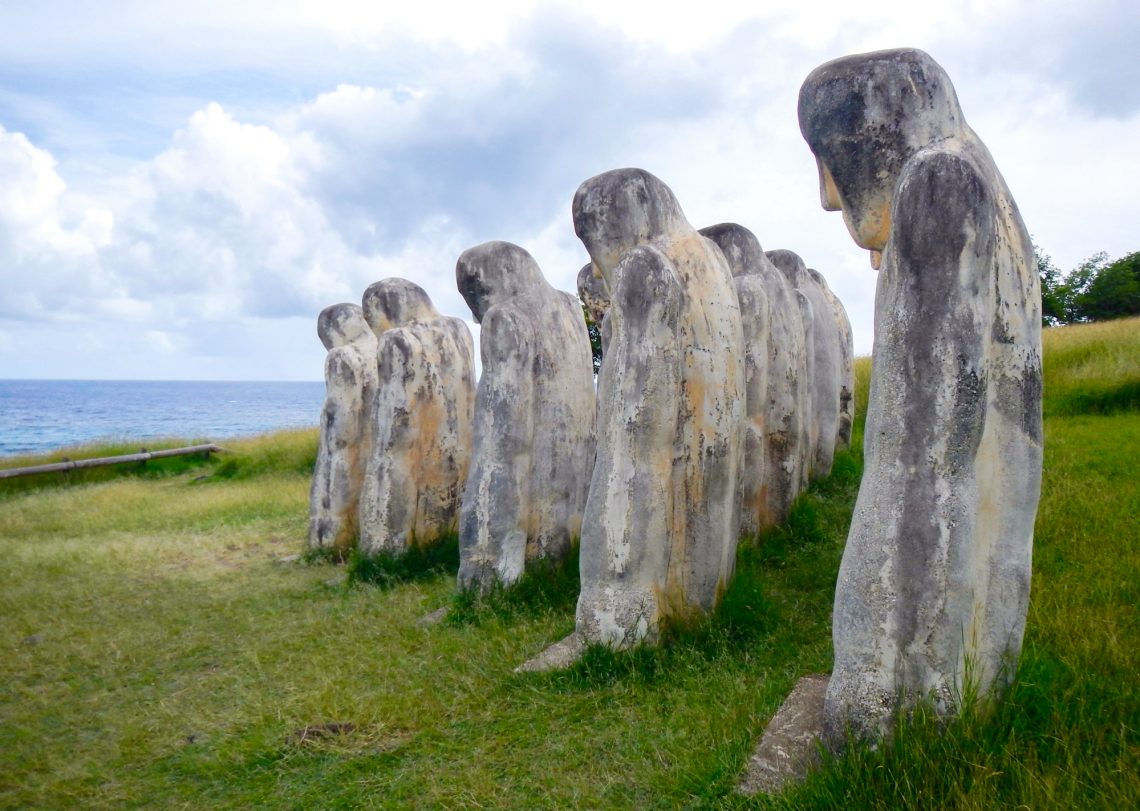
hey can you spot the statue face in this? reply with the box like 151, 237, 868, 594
799, 50, 966, 271
816, 158, 891, 269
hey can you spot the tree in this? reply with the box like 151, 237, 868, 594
1031, 242, 1140, 325
1077, 251, 1140, 321
1033, 239, 1067, 326
1062, 251, 1109, 323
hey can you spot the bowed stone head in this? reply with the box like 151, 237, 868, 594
456, 240, 545, 324
572, 168, 690, 277
798, 48, 965, 265
317, 303, 372, 350
766, 248, 811, 286
361, 278, 440, 335
699, 223, 765, 278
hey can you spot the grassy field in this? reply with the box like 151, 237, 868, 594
2, 317, 1137, 809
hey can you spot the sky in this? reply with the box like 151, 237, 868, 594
1, 0, 1137, 381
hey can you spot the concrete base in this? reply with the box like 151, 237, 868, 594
416, 606, 449, 628
737, 673, 829, 796
515, 633, 586, 673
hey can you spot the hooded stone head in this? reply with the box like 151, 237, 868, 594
361, 278, 439, 336
455, 240, 545, 324
572, 168, 690, 277
699, 223, 765, 278
807, 268, 830, 290
577, 262, 610, 324
798, 48, 965, 260
766, 249, 811, 287
317, 303, 372, 350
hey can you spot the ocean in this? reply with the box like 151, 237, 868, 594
0, 380, 326, 457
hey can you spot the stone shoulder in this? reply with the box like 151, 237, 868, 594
891, 146, 999, 270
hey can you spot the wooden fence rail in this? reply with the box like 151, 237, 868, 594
0, 444, 226, 480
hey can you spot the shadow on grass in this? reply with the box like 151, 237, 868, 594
447, 544, 582, 626
344, 533, 460, 589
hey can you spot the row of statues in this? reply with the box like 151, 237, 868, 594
308, 170, 854, 644
306, 47, 1043, 755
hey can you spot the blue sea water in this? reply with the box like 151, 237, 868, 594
0, 380, 326, 457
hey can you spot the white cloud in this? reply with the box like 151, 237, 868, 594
0, 1, 1137, 379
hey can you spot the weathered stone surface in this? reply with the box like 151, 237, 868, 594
768, 249, 842, 479
357, 279, 475, 556
809, 268, 856, 448
737, 674, 829, 796
307, 303, 379, 555
455, 241, 596, 592
700, 224, 767, 537
571, 169, 744, 648
577, 262, 610, 326
799, 48, 1043, 746
701, 223, 810, 529
515, 632, 586, 673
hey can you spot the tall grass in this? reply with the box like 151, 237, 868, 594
1042, 315, 1140, 416
1, 320, 1136, 808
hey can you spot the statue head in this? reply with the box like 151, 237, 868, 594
766, 249, 810, 287
807, 267, 830, 290
361, 278, 439, 335
577, 262, 610, 324
798, 48, 965, 264
455, 240, 545, 324
699, 223, 765, 278
317, 303, 372, 350
572, 168, 690, 278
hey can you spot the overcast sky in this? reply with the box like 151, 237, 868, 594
1, 0, 1137, 381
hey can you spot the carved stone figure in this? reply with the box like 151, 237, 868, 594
307, 303, 379, 556
799, 48, 1043, 745
809, 268, 855, 448
455, 241, 595, 592
577, 262, 610, 327
701, 224, 810, 529
768, 249, 842, 479
699, 224, 767, 537
357, 279, 475, 557
571, 169, 744, 647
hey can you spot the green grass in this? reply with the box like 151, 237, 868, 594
1, 320, 1137, 809
347, 533, 460, 588
1043, 315, 1140, 416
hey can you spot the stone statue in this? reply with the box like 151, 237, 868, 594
701, 224, 810, 529
455, 241, 596, 592
572, 169, 744, 647
699, 224, 768, 537
809, 267, 855, 448
799, 48, 1043, 745
307, 303, 379, 557
768, 249, 842, 479
577, 262, 610, 327
357, 278, 476, 557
